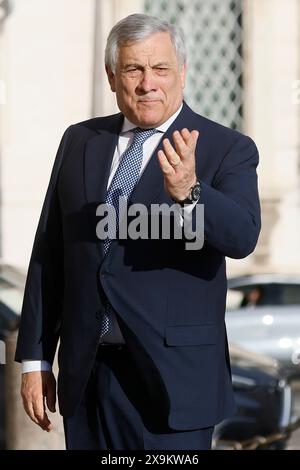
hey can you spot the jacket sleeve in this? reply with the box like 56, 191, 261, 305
15, 126, 72, 364
195, 135, 261, 259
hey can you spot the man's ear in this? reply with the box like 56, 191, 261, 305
106, 66, 116, 92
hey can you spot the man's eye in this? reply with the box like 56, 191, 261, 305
125, 68, 140, 76
155, 68, 169, 75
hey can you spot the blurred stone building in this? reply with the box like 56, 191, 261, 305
0, 0, 299, 449
1, 0, 300, 274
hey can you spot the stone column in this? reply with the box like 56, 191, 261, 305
0, 0, 95, 268
229, 0, 300, 274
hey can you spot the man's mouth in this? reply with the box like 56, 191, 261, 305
138, 100, 160, 104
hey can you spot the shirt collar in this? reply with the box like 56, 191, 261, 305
121, 103, 183, 134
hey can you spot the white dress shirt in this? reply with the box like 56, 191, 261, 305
22, 103, 197, 373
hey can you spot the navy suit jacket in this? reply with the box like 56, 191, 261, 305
15, 102, 261, 430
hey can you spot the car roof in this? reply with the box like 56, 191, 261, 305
228, 273, 300, 288
227, 304, 300, 314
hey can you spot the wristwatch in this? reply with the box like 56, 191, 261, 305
177, 180, 201, 206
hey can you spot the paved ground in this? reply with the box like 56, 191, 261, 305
287, 427, 300, 449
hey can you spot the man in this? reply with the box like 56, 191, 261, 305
15, 13, 260, 450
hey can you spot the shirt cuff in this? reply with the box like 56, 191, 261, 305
181, 200, 198, 215
22, 360, 52, 373
175, 200, 198, 227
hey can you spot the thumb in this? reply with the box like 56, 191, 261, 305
45, 383, 56, 413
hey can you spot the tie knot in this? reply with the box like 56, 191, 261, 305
133, 127, 159, 144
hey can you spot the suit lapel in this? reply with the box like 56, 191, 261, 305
84, 102, 198, 257
84, 103, 196, 207
84, 114, 124, 205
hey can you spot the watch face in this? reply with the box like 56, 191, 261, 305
191, 183, 201, 201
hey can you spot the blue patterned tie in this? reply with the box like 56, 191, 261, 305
100, 127, 158, 338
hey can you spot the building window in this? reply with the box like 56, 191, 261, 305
144, 0, 244, 130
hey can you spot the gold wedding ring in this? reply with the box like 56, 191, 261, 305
171, 159, 181, 167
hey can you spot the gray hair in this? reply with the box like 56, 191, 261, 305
105, 13, 187, 72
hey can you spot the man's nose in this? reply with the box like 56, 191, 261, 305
138, 69, 157, 93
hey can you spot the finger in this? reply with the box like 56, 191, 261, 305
22, 397, 40, 425
21, 384, 40, 425
46, 386, 56, 413
46, 399, 56, 415
157, 150, 176, 176
180, 128, 191, 144
32, 397, 52, 431
181, 128, 199, 149
172, 130, 191, 161
190, 130, 199, 152
181, 128, 199, 152
162, 138, 182, 168
22, 397, 51, 430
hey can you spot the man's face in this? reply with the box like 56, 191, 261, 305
106, 32, 186, 128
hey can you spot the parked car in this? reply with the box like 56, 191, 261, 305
0, 267, 298, 450
213, 344, 296, 450
226, 274, 300, 377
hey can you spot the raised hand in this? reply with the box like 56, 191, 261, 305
157, 128, 199, 202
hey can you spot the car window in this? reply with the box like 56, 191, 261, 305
227, 282, 300, 309
280, 284, 300, 305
